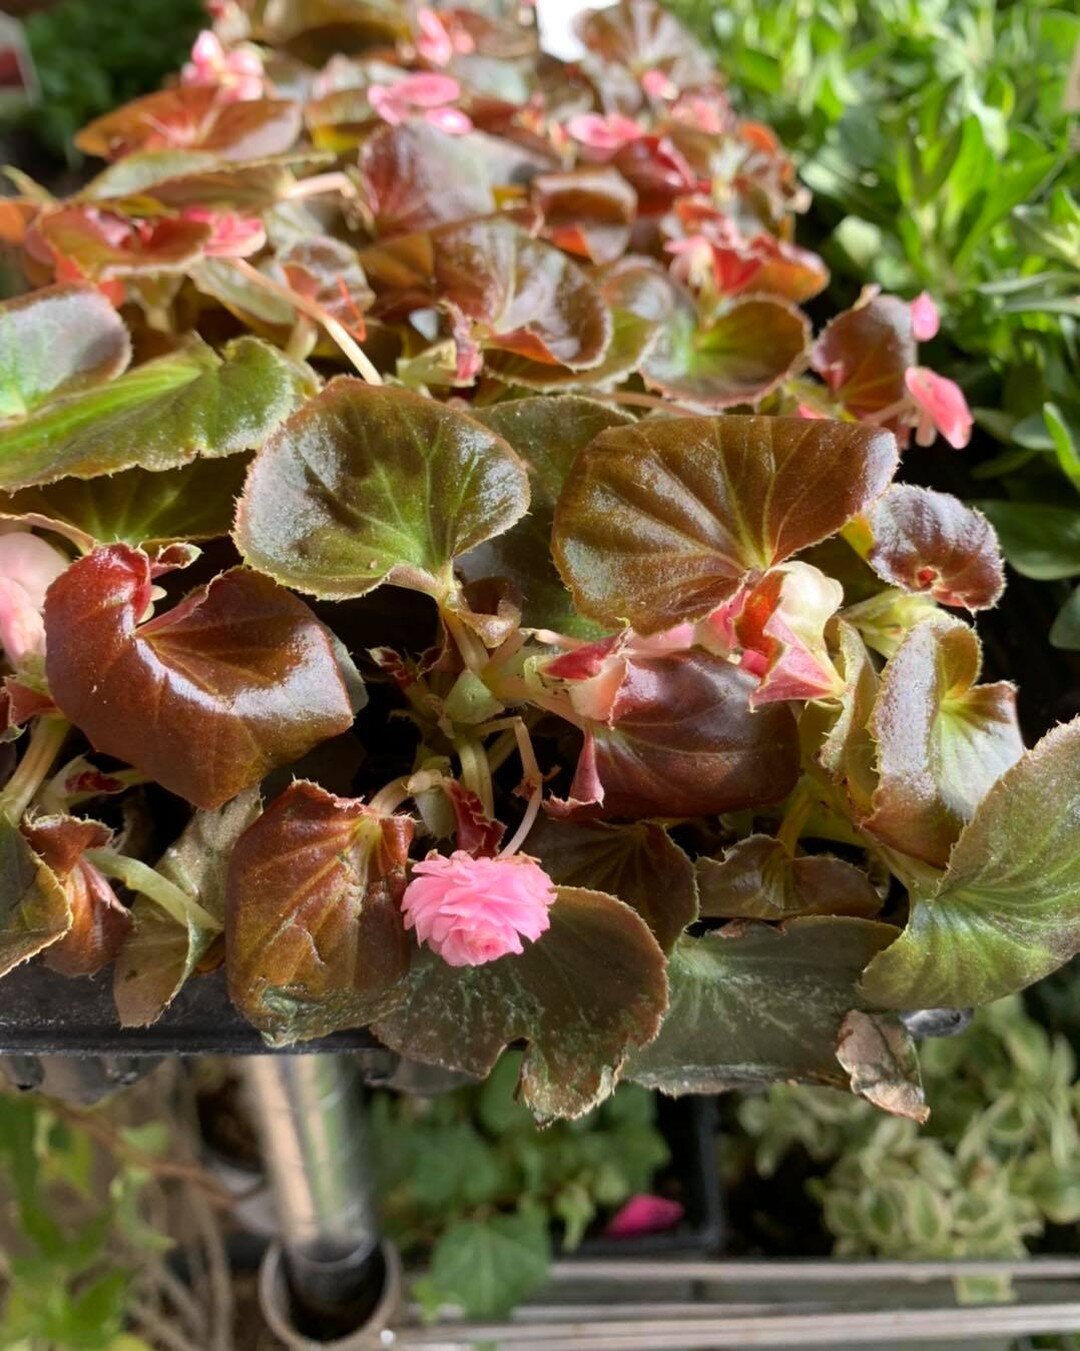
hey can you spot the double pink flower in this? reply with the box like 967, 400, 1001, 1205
368, 73, 472, 135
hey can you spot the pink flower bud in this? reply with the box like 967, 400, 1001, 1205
910, 291, 940, 342
905, 366, 973, 450
423, 105, 473, 135
0, 532, 69, 669
402, 850, 556, 967
416, 8, 454, 66
604, 1194, 684, 1237
565, 112, 645, 153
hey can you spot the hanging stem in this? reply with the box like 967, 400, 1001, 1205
85, 851, 220, 932
0, 716, 69, 823
499, 720, 543, 859
776, 777, 816, 856
441, 606, 490, 677
227, 259, 383, 385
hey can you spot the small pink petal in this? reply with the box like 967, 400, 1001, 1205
182, 208, 265, 257
368, 84, 405, 125
796, 403, 827, 419
565, 112, 644, 152
190, 30, 224, 69
393, 72, 461, 108
604, 1194, 684, 1238
423, 106, 472, 135
905, 366, 973, 450
401, 851, 557, 968
641, 68, 676, 99
910, 291, 940, 342
416, 8, 454, 66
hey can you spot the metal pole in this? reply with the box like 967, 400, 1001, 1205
240, 1053, 390, 1344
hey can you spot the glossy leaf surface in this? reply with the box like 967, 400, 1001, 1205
552, 414, 898, 633
860, 719, 1080, 1009
45, 546, 355, 809
697, 835, 881, 920
0, 337, 310, 490
227, 781, 413, 1041
627, 917, 897, 1093
374, 885, 667, 1119
236, 379, 529, 600
812, 295, 916, 419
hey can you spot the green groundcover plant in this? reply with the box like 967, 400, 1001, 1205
371, 1051, 672, 1317
0, 0, 1077, 1123
737, 997, 1080, 1304
668, 0, 1080, 647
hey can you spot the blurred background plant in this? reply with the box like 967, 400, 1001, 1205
370, 1052, 677, 1319
669, 0, 1080, 649
0, 0, 203, 174
731, 998, 1080, 1304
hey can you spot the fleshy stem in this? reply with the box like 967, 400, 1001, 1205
0, 716, 69, 823
775, 776, 816, 856
227, 259, 383, 385
498, 719, 543, 859
85, 851, 221, 933
454, 734, 495, 819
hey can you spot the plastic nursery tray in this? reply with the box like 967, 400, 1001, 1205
0, 961, 386, 1060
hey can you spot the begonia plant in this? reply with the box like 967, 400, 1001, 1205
0, 0, 1077, 1122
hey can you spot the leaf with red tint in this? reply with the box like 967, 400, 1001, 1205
114, 790, 259, 1027
227, 780, 413, 1042
82, 149, 331, 212
21, 816, 130, 977
363, 215, 611, 371
360, 122, 496, 235
552, 414, 898, 634
39, 207, 211, 280
44, 545, 355, 810
642, 284, 809, 408
697, 834, 881, 920
76, 86, 302, 162
270, 235, 374, 339
576, 0, 714, 97
610, 135, 701, 214
552, 652, 799, 820
532, 167, 636, 264
865, 485, 1004, 611
862, 613, 1024, 868
0, 285, 130, 419
811, 294, 916, 421
447, 781, 505, 857
0, 815, 72, 976
373, 884, 667, 1119
525, 816, 697, 952
803, 621, 880, 820
235, 379, 529, 601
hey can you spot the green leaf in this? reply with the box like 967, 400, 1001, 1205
862, 613, 1024, 868
1050, 585, 1080, 651
1044, 402, 1080, 492
0, 816, 72, 978
627, 917, 898, 1094
552, 414, 898, 633
697, 835, 881, 920
45, 546, 355, 810
227, 780, 413, 1042
113, 790, 260, 1028
977, 500, 1080, 581
859, 718, 1080, 1009
643, 291, 809, 408
421, 1208, 551, 1319
374, 886, 667, 1120
467, 396, 630, 637
0, 337, 310, 490
1, 455, 250, 548
0, 285, 130, 419
235, 379, 530, 600
525, 816, 698, 953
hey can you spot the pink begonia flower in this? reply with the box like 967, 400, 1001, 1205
402, 850, 556, 967
368, 73, 471, 133
181, 31, 264, 102
604, 1194, 684, 1238
670, 91, 728, 135
0, 532, 69, 669
415, 8, 474, 66
797, 403, 827, 419
640, 67, 676, 99
698, 562, 845, 706
910, 291, 940, 342
181, 207, 266, 258
905, 366, 973, 450
565, 111, 645, 153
